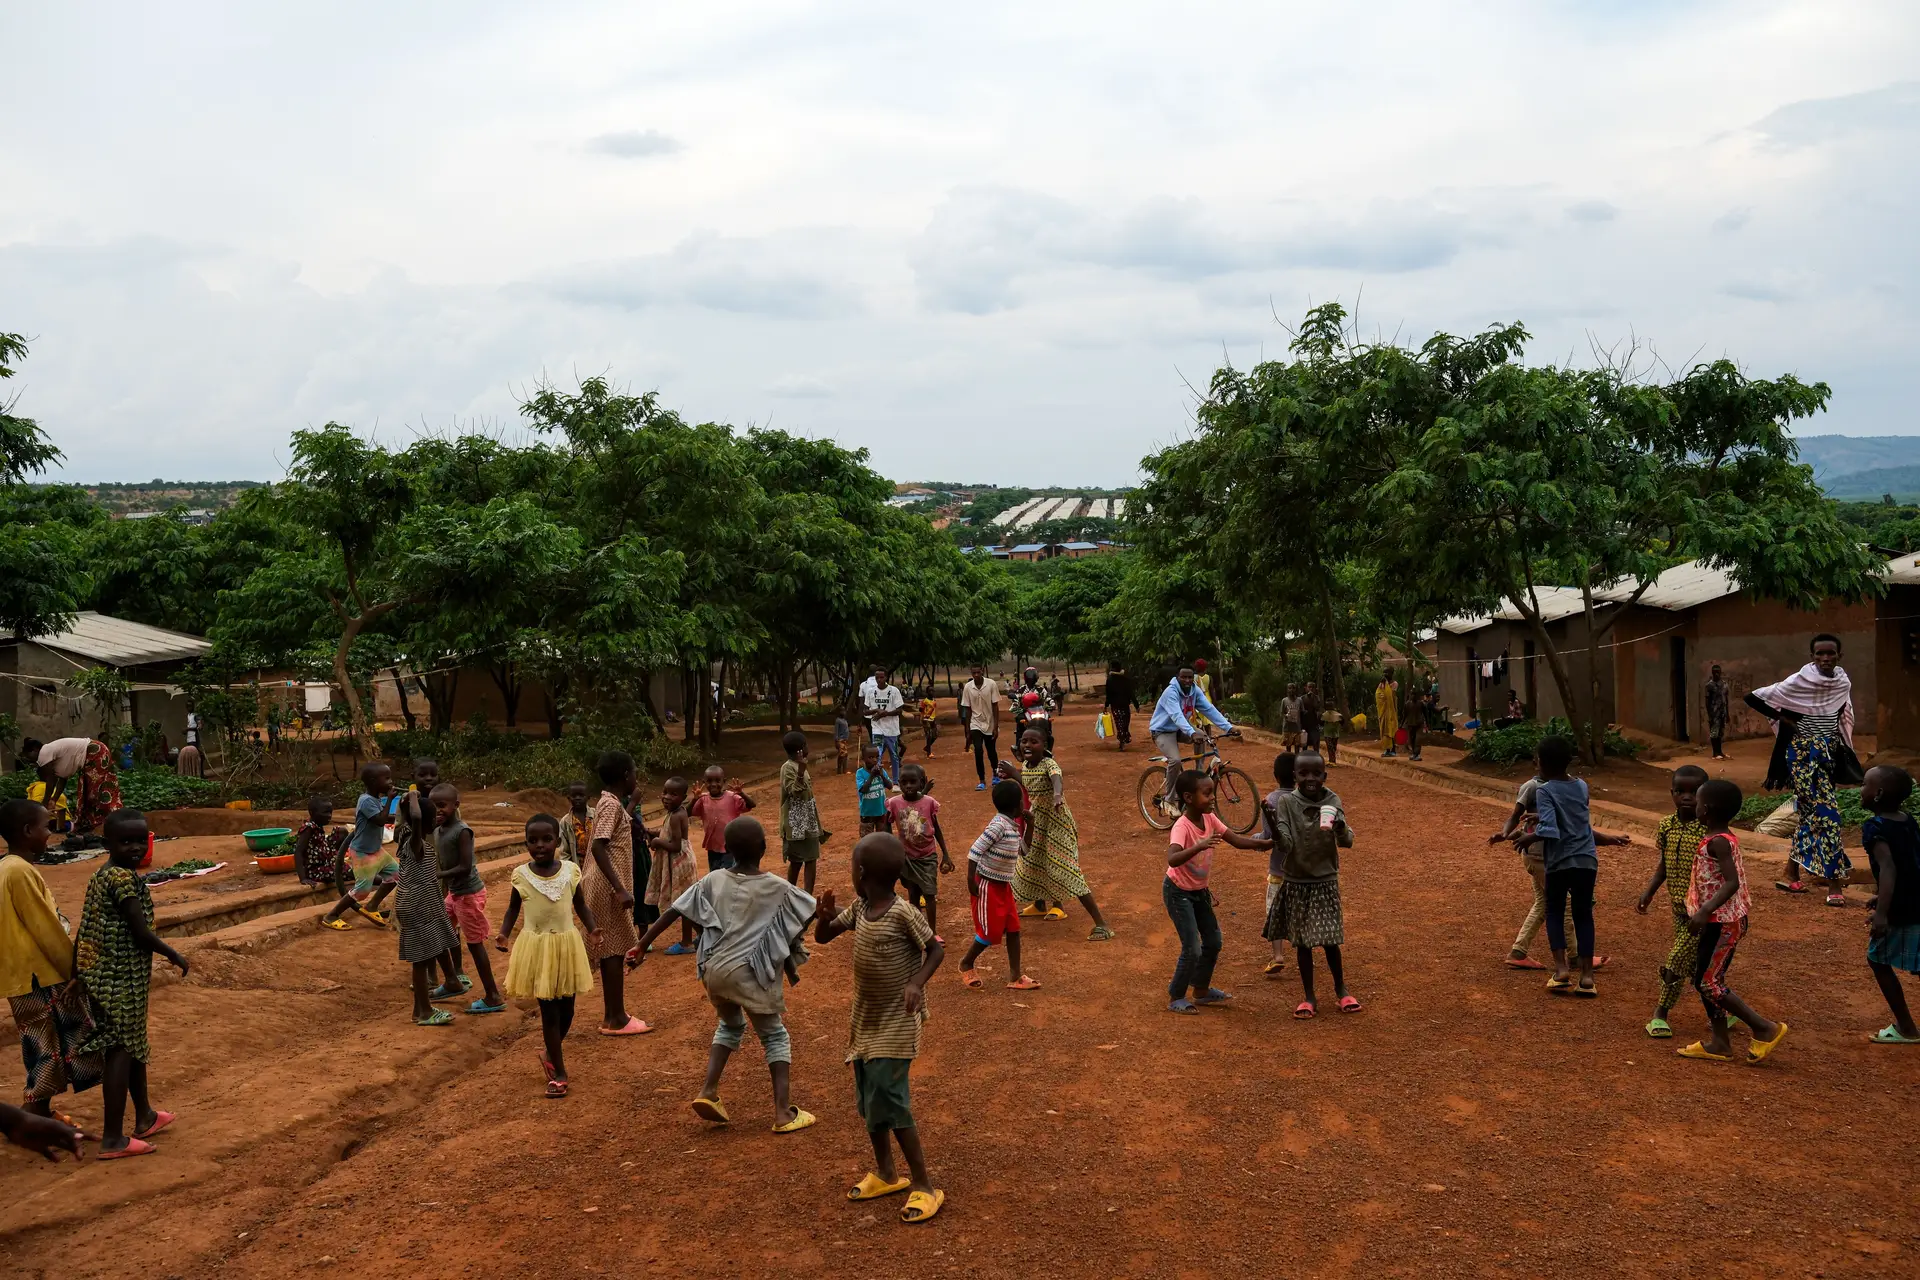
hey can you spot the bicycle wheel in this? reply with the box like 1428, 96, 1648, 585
1137, 764, 1175, 830
1212, 766, 1262, 835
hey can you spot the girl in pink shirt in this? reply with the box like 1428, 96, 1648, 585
1678, 779, 1789, 1065
1164, 769, 1271, 1014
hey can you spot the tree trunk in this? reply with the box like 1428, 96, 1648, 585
1314, 571, 1350, 719
421, 669, 460, 733
637, 670, 662, 735
388, 667, 416, 732
488, 661, 523, 728
543, 672, 568, 740
681, 667, 697, 742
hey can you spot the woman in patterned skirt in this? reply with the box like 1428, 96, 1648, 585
1013, 727, 1115, 941
1748, 635, 1855, 906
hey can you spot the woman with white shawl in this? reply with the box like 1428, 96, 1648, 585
1746, 634, 1856, 904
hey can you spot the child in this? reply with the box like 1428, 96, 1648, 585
1260, 752, 1298, 976
960, 780, 1036, 989
293, 795, 348, 890
1, 799, 103, 1122
856, 745, 890, 836
74, 809, 187, 1157
1635, 766, 1712, 1038
432, 783, 505, 1014
815, 834, 947, 1223
1167, 770, 1273, 1013
1493, 772, 1600, 973
919, 689, 939, 759
1677, 778, 1789, 1063
495, 813, 601, 1097
690, 765, 755, 873
583, 751, 649, 1037
1014, 727, 1116, 941
394, 785, 463, 1026
24, 778, 72, 835
320, 762, 399, 930
558, 782, 592, 866
647, 777, 699, 955
636, 816, 817, 1131
886, 764, 951, 937
779, 731, 826, 894
1513, 736, 1632, 998
1860, 765, 1920, 1044
1319, 707, 1341, 765
834, 709, 851, 775
1260, 752, 1356, 1016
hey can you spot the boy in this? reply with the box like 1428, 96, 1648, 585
835, 707, 852, 776
431, 783, 504, 1014
1513, 736, 1632, 998
1860, 765, 1920, 1043
1279, 684, 1303, 751
918, 688, 940, 759
1260, 752, 1297, 977
690, 766, 756, 872
815, 834, 946, 1223
1491, 769, 1586, 972
559, 781, 592, 865
886, 763, 951, 938
637, 816, 817, 1131
1319, 705, 1341, 764
855, 744, 890, 836
1634, 765, 1712, 1037
959, 780, 1035, 989
320, 762, 399, 930
1678, 778, 1788, 1063
1, 799, 103, 1119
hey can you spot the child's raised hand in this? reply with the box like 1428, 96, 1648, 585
1633, 898, 1649, 916
817, 887, 837, 918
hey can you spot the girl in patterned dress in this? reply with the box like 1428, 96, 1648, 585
647, 777, 699, 954
293, 796, 350, 889
1013, 727, 1115, 941
1748, 635, 1855, 905
393, 788, 462, 1027
1676, 780, 1789, 1064
584, 752, 649, 1037
75, 810, 188, 1158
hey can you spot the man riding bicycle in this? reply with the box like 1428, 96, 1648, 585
1150, 665, 1234, 806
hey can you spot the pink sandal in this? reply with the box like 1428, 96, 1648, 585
1338, 995, 1363, 1014
98, 1137, 156, 1160
598, 1016, 653, 1037
1293, 1001, 1316, 1019
133, 1110, 176, 1139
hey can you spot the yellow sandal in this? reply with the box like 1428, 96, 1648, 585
772, 1107, 817, 1134
848, 1172, 912, 1201
901, 1188, 945, 1223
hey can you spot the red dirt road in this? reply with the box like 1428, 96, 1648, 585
4, 709, 1918, 1277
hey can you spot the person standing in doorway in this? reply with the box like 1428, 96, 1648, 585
1704, 664, 1731, 761
866, 669, 907, 792
959, 665, 1002, 791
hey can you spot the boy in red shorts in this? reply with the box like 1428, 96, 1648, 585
958, 780, 1036, 990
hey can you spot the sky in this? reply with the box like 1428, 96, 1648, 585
3, 1, 1918, 486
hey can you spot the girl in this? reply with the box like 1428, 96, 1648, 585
584, 751, 649, 1037
393, 787, 462, 1027
647, 777, 698, 955
1, 799, 103, 1123
495, 814, 601, 1097
1677, 778, 1789, 1063
919, 688, 939, 759
1261, 752, 1359, 1017
1859, 765, 1920, 1043
293, 795, 348, 890
75, 809, 187, 1158
779, 731, 825, 894
1166, 771, 1271, 1013
1748, 634, 1856, 905
1013, 727, 1115, 942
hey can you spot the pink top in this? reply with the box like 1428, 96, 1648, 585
886, 793, 942, 859
1166, 812, 1228, 892
690, 790, 750, 853
1686, 830, 1752, 924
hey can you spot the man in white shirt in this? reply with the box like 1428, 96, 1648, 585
864, 669, 906, 790
958, 664, 1002, 791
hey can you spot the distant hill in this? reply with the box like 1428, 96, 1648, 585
1795, 435, 1920, 483
1821, 464, 1920, 502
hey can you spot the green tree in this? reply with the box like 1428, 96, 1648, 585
0, 336, 91, 639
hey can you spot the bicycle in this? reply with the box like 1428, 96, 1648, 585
1136, 731, 1261, 834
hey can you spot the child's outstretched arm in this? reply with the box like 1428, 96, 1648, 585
814, 888, 851, 944
1489, 801, 1528, 844
1635, 846, 1669, 915
633, 907, 684, 963
494, 887, 523, 951
119, 893, 189, 977
1220, 829, 1273, 851
1168, 833, 1219, 867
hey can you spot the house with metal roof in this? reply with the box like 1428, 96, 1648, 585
1, 612, 211, 758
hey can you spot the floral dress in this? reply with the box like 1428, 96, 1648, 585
1786, 722, 1850, 882
1014, 756, 1090, 902
75, 864, 156, 1062
296, 820, 349, 887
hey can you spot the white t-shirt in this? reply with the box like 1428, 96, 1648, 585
37, 737, 92, 777
961, 678, 1001, 733
857, 675, 880, 711
867, 685, 905, 737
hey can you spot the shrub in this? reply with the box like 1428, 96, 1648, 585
372, 723, 697, 793
117, 767, 220, 811
1466, 717, 1639, 765
1738, 786, 1920, 828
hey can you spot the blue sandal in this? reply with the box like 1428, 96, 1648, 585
1167, 998, 1199, 1014
665, 942, 694, 956
1194, 989, 1234, 1005
468, 999, 506, 1015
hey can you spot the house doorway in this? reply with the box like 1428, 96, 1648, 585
1670, 637, 1689, 742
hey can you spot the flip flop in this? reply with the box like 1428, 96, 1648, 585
133, 1110, 176, 1139
599, 1017, 653, 1037
1825, 894, 1848, 907
1871, 1025, 1920, 1044
320, 918, 352, 931
691, 1096, 730, 1124
545, 1079, 569, 1099
1293, 1001, 1316, 1019
1573, 981, 1598, 999
359, 909, 390, 927
1019, 904, 1044, 918
414, 1009, 455, 1026
1087, 925, 1116, 941
1747, 1021, 1789, 1064
1676, 1041, 1732, 1061
467, 999, 506, 1015
1263, 959, 1287, 976
772, 1107, 817, 1134
1194, 988, 1234, 1005
1545, 977, 1574, 994
665, 942, 695, 956
960, 969, 983, 989
97, 1137, 156, 1160
457, 975, 473, 992
1775, 881, 1808, 894
1044, 907, 1068, 921
428, 984, 463, 1002
1168, 998, 1199, 1014
1006, 975, 1042, 990
1337, 995, 1363, 1013
849, 1172, 913, 1201
900, 1188, 946, 1224
1504, 955, 1547, 970
1645, 1017, 1673, 1039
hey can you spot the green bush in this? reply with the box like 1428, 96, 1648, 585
372, 724, 698, 793
1737, 786, 1920, 828
1217, 693, 1256, 722
1466, 717, 1639, 765
117, 767, 220, 811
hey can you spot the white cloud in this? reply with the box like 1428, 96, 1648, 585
1, 0, 1918, 487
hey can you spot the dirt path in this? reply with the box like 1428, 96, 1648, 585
4, 711, 1918, 1277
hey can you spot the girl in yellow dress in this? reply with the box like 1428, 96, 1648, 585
496, 814, 601, 1098
1013, 727, 1116, 942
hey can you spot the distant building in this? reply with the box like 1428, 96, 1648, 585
0, 613, 212, 756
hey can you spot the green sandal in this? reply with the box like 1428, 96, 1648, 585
1645, 1017, 1672, 1039
414, 1009, 455, 1027
1871, 1024, 1920, 1044
1087, 925, 1116, 942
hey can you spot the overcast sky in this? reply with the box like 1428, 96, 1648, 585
4, 1, 1917, 485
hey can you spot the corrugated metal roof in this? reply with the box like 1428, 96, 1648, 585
1439, 587, 1592, 634
1598, 560, 1741, 610
29, 612, 211, 666
1884, 552, 1920, 586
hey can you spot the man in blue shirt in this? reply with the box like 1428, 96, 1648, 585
1150, 666, 1233, 807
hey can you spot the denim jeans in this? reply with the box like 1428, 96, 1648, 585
876, 734, 903, 783
1163, 879, 1222, 1000
710, 995, 792, 1063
